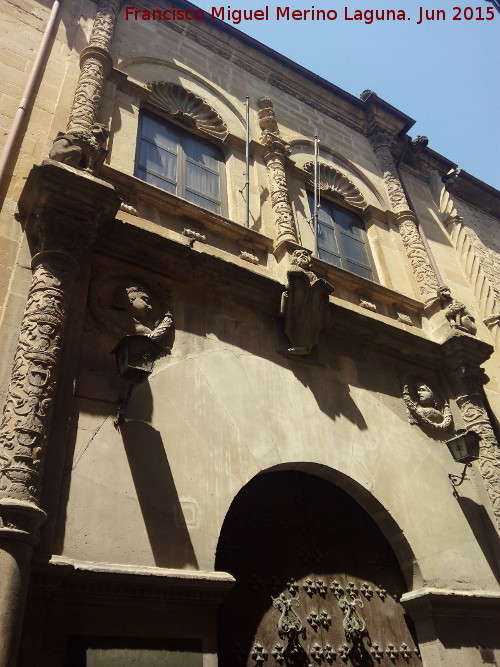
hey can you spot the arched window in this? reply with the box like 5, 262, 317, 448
308, 192, 376, 281
135, 110, 224, 214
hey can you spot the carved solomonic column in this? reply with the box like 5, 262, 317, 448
66, 0, 123, 132
441, 335, 500, 532
369, 129, 440, 301
257, 97, 299, 250
0, 161, 120, 666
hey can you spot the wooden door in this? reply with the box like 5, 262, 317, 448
216, 472, 421, 667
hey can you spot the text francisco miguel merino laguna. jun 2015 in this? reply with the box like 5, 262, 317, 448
125, 4, 496, 24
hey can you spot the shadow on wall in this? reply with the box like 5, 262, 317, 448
120, 418, 199, 570
456, 496, 500, 585
117, 417, 198, 569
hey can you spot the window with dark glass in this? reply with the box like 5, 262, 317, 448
135, 111, 223, 214
308, 193, 376, 281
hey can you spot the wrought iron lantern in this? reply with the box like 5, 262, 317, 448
446, 429, 480, 497
112, 334, 163, 428
112, 334, 162, 384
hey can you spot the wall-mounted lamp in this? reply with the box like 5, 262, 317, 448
446, 429, 480, 497
112, 334, 163, 428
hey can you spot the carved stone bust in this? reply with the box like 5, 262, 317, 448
90, 277, 173, 352
402, 378, 453, 435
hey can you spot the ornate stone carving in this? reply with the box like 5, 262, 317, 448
0, 256, 74, 533
280, 249, 334, 355
359, 297, 377, 312
258, 97, 299, 248
430, 169, 499, 347
402, 378, 453, 435
429, 169, 462, 226
89, 278, 173, 352
0, 162, 120, 539
446, 361, 500, 530
438, 286, 477, 336
148, 82, 228, 141
49, 124, 108, 174
239, 250, 259, 265
369, 128, 439, 299
395, 309, 413, 326
183, 228, 206, 243
304, 162, 367, 209
67, 0, 122, 131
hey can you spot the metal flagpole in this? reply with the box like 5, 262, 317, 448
245, 96, 250, 228
313, 135, 320, 257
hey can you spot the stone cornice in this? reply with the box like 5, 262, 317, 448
401, 587, 500, 619
95, 216, 473, 370
108, 0, 412, 137
100, 164, 273, 251
30, 557, 235, 606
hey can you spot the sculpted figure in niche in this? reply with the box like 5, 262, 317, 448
104, 282, 173, 351
49, 123, 109, 174
438, 285, 477, 336
402, 378, 453, 433
280, 249, 334, 355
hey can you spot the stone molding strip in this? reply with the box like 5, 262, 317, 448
401, 587, 500, 619
31, 556, 235, 606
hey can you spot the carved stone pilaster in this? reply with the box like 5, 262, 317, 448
370, 129, 439, 299
66, 0, 123, 133
0, 162, 120, 541
442, 337, 500, 532
257, 97, 299, 250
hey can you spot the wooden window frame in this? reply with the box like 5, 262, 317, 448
308, 192, 378, 282
135, 109, 226, 216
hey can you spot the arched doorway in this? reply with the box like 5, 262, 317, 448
216, 471, 421, 666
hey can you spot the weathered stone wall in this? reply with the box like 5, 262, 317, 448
56, 256, 497, 595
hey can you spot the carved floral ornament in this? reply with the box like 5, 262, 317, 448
147, 81, 228, 141
303, 162, 367, 209
88, 274, 174, 353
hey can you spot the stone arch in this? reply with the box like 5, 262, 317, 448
290, 140, 386, 208
217, 463, 421, 591
215, 467, 423, 667
117, 57, 245, 133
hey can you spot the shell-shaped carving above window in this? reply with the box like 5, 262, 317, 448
147, 81, 228, 141
304, 162, 367, 209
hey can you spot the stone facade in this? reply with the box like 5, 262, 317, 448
0, 0, 499, 665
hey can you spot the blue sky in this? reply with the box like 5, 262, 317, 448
194, 0, 499, 189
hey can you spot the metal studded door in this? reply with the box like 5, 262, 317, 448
216, 471, 421, 667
